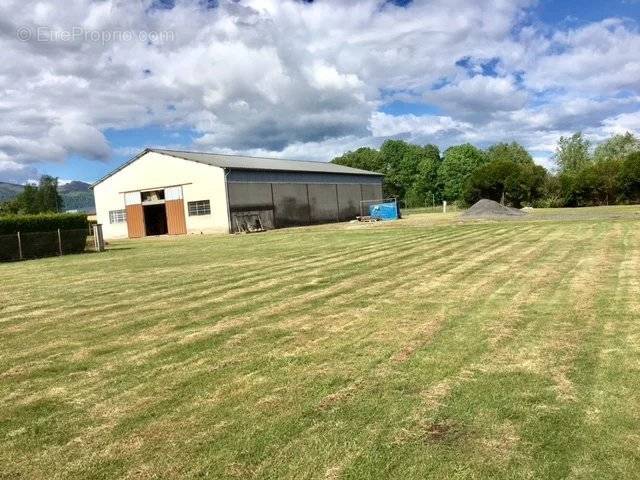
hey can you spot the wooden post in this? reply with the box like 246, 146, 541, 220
17, 231, 23, 260
306, 184, 312, 224
57, 228, 63, 256
335, 184, 340, 222
443, 200, 447, 214
93, 224, 105, 252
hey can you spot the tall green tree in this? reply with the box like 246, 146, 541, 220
554, 132, 591, 173
438, 143, 486, 202
619, 151, 640, 202
404, 144, 441, 207
332, 142, 442, 206
378, 140, 417, 200
332, 147, 382, 172
2, 176, 64, 215
593, 132, 640, 163
15, 184, 40, 214
463, 159, 547, 207
486, 142, 534, 165
36, 175, 63, 213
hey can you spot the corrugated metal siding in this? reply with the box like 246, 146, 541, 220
361, 184, 383, 202
337, 184, 362, 221
308, 184, 339, 224
126, 204, 145, 238
272, 183, 310, 227
227, 178, 384, 232
166, 199, 187, 235
227, 170, 383, 185
227, 182, 273, 208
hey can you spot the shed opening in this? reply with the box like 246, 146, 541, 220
144, 204, 168, 236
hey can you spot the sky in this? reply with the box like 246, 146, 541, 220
0, 0, 639, 184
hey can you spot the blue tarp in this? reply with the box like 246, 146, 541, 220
369, 201, 399, 220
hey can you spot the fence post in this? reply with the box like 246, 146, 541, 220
57, 228, 63, 256
443, 200, 447, 213
17, 231, 23, 260
93, 224, 105, 252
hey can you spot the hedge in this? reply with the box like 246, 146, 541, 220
0, 213, 89, 261
0, 213, 88, 235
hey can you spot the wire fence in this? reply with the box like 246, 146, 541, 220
0, 225, 105, 262
402, 204, 461, 215
359, 198, 400, 218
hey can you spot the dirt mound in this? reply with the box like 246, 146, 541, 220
462, 199, 527, 218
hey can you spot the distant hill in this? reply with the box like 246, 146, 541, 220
0, 182, 24, 202
59, 181, 91, 193
0, 180, 95, 213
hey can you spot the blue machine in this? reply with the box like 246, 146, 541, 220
369, 201, 400, 221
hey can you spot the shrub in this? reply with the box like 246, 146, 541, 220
0, 213, 88, 235
0, 213, 89, 261
462, 159, 546, 208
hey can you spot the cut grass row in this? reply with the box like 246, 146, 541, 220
1, 208, 639, 479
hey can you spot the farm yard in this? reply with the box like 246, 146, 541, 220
1, 206, 640, 479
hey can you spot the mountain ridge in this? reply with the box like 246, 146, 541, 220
0, 181, 95, 212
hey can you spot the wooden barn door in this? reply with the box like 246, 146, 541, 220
165, 186, 187, 235
124, 192, 145, 238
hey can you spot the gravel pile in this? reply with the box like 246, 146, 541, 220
462, 199, 527, 218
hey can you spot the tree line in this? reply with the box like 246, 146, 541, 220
0, 176, 63, 215
332, 132, 640, 208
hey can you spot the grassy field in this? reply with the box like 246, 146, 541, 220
2, 206, 640, 479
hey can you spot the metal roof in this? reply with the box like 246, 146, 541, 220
92, 148, 383, 187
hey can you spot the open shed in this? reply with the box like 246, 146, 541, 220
92, 149, 384, 239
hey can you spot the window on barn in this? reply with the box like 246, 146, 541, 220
109, 209, 127, 224
141, 190, 165, 203
188, 200, 211, 216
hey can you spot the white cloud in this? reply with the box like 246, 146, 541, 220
0, 0, 638, 181
426, 75, 528, 120
601, 111, 640, 135
369, 112, 471, 139
524, 19, 640, 93
0, 158, 39, 184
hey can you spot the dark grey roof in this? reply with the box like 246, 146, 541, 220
92, 148, 382, 187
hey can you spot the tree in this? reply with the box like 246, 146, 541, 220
619, 151, 640, 202
486, 142, 534, 165
16, 184, 40, 214
462, 159, 547, 207
559, 159, 622, 207
2, 176, 64, 215
438, 144, 486, 202
404, 144, 441, 207
539, 173, 563, 208
377, 139, 417, 200
37, 175, 63, 213
0, 199, 19, 215
553, 132, 591, 173
332, 142, 443, 206
332, 147, 382, 172
593, 132, 640, 163
592, 158, 623, 205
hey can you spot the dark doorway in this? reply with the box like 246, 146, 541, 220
143, 204, 168, 236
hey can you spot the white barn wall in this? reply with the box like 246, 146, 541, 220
94, 151, 229, 239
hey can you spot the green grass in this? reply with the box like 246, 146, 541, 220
2, 206, 640, 479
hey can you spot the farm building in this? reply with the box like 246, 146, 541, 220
92, 149, 384, 239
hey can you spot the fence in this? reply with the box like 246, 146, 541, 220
402, 204, 461, 215
0, 224, 105, 262
360, 198, 400, 218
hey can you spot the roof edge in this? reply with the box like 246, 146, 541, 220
90, 148, 151, 189
91, 148, 384, 188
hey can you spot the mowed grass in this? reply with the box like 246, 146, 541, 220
2, 206, 640, 479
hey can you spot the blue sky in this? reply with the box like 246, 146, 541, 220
536, 0, 640, 26
1, 0, 639, 183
